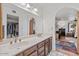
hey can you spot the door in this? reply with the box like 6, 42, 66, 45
76, 11, 79, 54
29, 18, 35, 35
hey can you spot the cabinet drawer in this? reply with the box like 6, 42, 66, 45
38, 51, 44, 56
38, 41, 44, 48
50, 37, 52, 39
24, 45, 37, 56
29, 51, 37, 56
45, 43, 49, 55
16, 52, 23, 56
45, 39, 49, 43
38, 46, 44, 54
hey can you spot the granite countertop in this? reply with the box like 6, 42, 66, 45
0, 34, 52, 56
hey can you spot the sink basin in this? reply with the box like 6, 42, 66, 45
12, 40, 29, 49
0, 48, 11, 55
13, 45, 21, 49
0, 52, 9, 55
11, 43, 22, 50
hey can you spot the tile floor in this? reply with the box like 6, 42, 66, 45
48, 37, 78, 56
48, 50, 67, 56
48, 50, 78, 56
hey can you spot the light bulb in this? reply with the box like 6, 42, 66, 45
26, 4, 30, 8
34, 8, 38, 12
20, 3, 26, 6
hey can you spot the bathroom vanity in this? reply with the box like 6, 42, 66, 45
0, 34, 52, 56
16, 37, 52, 56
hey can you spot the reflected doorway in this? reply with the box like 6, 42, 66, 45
7, 14, 19, 38
29, 17, 35, 35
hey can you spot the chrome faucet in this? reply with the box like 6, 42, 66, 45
14, 37, 17, 43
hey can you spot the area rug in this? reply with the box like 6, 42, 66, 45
56, 41, 77, 54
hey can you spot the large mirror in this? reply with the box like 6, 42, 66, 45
7, 14, 19, 38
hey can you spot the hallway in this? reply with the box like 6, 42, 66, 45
55, 37, 77, 56
48, 49, 77, 56
55, 6, 79, 56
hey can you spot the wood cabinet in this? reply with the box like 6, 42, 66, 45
16, 37, 52, 56
37, 41, 45, 56
0, 3, 3, 41
16, 53, 23, 56
24, 45, 37, 56
49, 37, 52, 52
38, 51, 44, 56
45, 39, 49, 55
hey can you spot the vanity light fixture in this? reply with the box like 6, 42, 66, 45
34, 8, 38, 12
15, 3, 38, 16
26, 3, 30, 8
20, 3, 26, 6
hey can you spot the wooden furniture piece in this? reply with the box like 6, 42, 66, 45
37, 41, 45, 56
24, 45, 37, 56
66, 32, 74, 37
45, 38, 50, 55
49, 37, 52, 52
16, 37, 52, 56
0, 3, 3, 41
59, 28, 65, 39
16, 52, 23, 56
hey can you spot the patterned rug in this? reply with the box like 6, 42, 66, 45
56, 41, 77, 54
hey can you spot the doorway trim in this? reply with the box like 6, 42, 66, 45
29, 17, 35, 35
0, 3, 3, 41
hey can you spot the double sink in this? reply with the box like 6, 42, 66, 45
0, 35, 43, 55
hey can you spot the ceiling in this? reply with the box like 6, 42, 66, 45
14, 3, 79, 21
30, 3, 79, 18
55, 7, 77, 20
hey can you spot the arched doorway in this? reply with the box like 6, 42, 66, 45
29, 17, 35, 35
55, 7, 79, 55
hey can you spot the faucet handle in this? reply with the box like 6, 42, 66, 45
10, 41, 13, 45
19, 39, 21, 42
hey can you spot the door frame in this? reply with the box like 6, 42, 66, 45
76, 11, 79, 54
29, 17, 35, 35
0, 3, 3, 41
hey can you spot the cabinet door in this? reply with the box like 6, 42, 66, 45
24, 45, 37, 56
49, 37, 52, 52
37, 41, 45, 56
16, 53, 23, 56
38, 41, 44, 48
38, 46, 45, 56
38, 51, 44, 56
45, 42, 49, 55
29, 51, 37, 56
